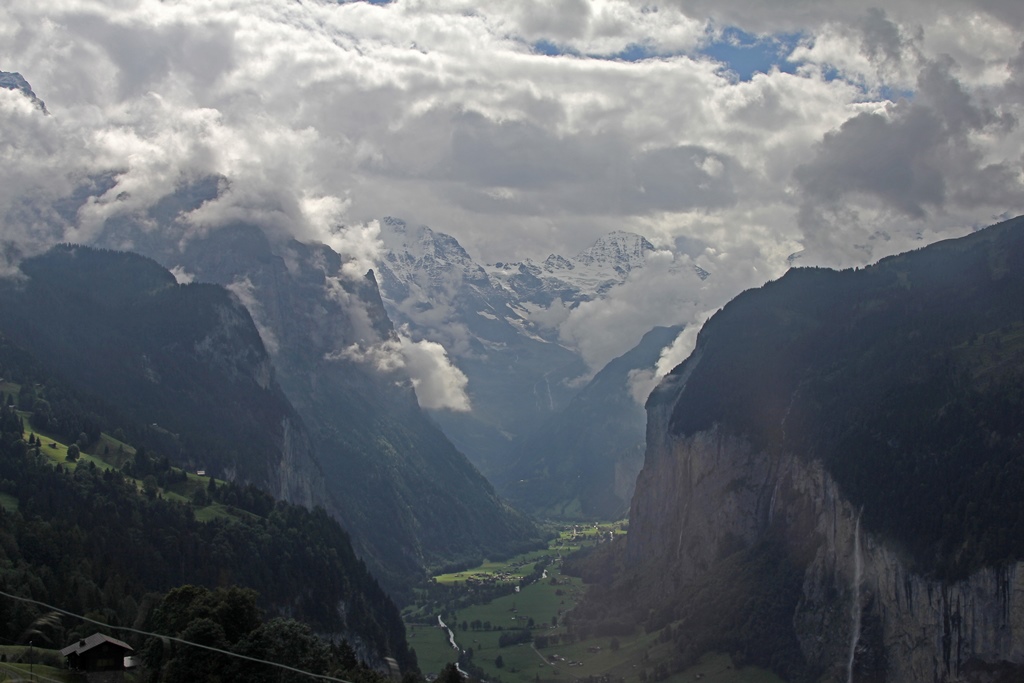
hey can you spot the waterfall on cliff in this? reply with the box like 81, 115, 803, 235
847, 510, 863, 683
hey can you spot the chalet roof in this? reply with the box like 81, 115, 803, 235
60, 633, 134, 657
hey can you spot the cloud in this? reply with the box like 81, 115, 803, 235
555, 248, 766, 376
168, 265, 195, 284
328, 328, 471, 412
793, 56, 1024, 264
399, 334, 472, 411
0, 0, 1022, 308
626, 319, 707, 404
647, 0, 1024, 35
225, 276, 280, 354
324, 220, 384, 281
787, 9, 924, 92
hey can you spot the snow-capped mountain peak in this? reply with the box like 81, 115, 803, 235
371, 217, 716, 484
377, 217, 486, 293
542, 254, 574, 271
482, 230, 665, 305
572, 231, 656, 275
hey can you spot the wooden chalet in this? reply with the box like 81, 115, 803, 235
60, 633, 133, 672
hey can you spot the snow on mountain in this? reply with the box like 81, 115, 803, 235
375, 217, 535, 352
376, 219, 705, 355
374, 218, 587, 475
378, 216, 485, 288
573, 231, 656, 273
483, 230, 709, 311
373, 218, 713, 481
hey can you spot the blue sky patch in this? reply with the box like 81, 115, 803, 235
609, 43, 660, 62
531, 40, 577, 57
530, 40, 659, 63
529, 27, 806, 77
700, 28, 803, 81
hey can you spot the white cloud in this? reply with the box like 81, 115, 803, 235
399, 334, 472, 412
556, 246, 772, 375
327, 327, 471, 412
626, 313, 710, 405
225, 275, 280, 354
324, 220, 384, 281
331, 339, 407, 374
0, 0, 1022, 321
168, 265, 195, 284
523, 298, 573, 332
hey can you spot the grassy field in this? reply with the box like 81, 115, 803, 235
0, 493, 17, 513
0, 379, 256, 530
406, 523, 785, 683
0, 645, 78, 683
14, 423, 237, 524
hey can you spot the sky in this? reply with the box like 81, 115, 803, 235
2, 0, 1024, 403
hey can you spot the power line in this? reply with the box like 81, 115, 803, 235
0, 589, 359, 682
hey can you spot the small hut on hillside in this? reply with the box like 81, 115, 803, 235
60, 633, 133, 673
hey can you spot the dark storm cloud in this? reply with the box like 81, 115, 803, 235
795, 57, 1023, 224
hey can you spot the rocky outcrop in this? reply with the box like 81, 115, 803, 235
628, 374, 1024, 682
274, 415, 325, 510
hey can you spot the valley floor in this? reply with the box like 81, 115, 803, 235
404, 525, 784, 683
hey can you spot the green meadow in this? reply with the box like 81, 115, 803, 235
406, 522, 784, 683
0, 387, 237, 523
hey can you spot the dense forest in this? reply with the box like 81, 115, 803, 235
140, 584, 412, 683
0, 338, 416, 675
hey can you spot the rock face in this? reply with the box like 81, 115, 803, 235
618, 217, 1024, 681
631, 404, 1024, 681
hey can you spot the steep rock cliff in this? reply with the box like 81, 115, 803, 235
614, 216, 1024, 682
630, 410, 1024, 682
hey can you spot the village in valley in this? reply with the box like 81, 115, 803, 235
402, 523, 783, 683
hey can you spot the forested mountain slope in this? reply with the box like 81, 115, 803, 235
0, 239, 540, 597
0, 340, 414, 672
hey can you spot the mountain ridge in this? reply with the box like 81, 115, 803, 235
0, 377, 413, 672
0, 70, 47, 113
0, 244, 327, 508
